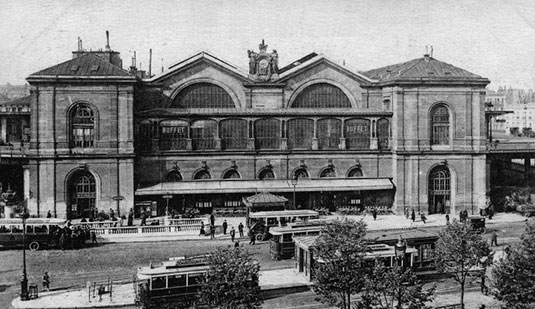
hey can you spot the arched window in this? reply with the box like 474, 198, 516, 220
293, 168, 309, 179
258, 168, 275, 180
220, 119, 248, 150
255, 118, 280, 149
318, 118, 341, 149
166, 171, 183, 182
193, 170, 211, 180
172, 83, 234, 108
70, 104, 95, 148
377, 118, 390, 150
428, 166, 451, 214
191, 120, 217, 150
223, 169, 241, 179
67, 170, 96, 219
320, 167, 336, 178
136, 120, 154, 152
288, 118, 314, 150
160, 120, 188, 151
345, 118, 370, 150
431, 105, 450, 145
291, 83, 351, 108
347, 167, 363, 177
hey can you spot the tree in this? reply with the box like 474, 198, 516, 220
360, 263, 435, 309
200, 247, 262, 309
312, 219, 369, 309
491, 222, 535, 308
434, 220, 493, 309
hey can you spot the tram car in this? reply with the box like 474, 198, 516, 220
0, 218, 66, 250
136, 254, 210, 306
269, 221, 326, 260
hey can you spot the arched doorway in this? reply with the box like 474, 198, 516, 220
67, 170, 96, 219
428, 166, 450, 214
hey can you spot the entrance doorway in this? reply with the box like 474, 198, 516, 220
428, 166, 450, 214
68, 170, 96, 219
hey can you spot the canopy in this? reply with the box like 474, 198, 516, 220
135, 178, 394, 196
243, 192, 288, 207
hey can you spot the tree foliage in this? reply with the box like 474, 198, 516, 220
312, 219, 369, 309
491, 222, 535, 308
434, 220, 493, 308
201, 247, 262, 309
360, 263, 435, 309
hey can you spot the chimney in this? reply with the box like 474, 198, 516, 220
149, 49, 152, 78
105, 30, 110, 51
77, 37, 83, 51
430, 46, 434, 58
129, 51, 137, 75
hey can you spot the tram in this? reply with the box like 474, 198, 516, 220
0, 218, 66, 250
136, 254, 210, 306
269, 222, 326, 260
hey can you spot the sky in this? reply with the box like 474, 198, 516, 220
1, 0, 535, 89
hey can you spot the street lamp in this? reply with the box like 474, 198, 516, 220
20, 203, 30, 301
162, 193, 173, 217
394, 236, 407, 309
291, 175, 298, 210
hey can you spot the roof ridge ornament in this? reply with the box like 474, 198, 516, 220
248, 40, 279, 82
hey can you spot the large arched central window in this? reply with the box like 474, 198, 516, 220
428, 166, 451, 214
68, 170, 96, 219
288, 118, 314, 150
431, 105, 450, 145
172, 83, 234, 108
220, 119, 247, 150
291, 83, 351, 108
70, 104, 95, 148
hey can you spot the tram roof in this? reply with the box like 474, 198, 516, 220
249, 209, 319, 218
365, 229, 439, 243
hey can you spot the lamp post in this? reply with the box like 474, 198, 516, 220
162, 193, 173, 217
20, 205, 30, 301
394, 236, 407, 309
291, 175, 298, 210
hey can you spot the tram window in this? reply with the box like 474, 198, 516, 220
11, 225, 22, 233
280, 217, 287, 226
26, 225, 33, 234
0, 225, 9, 233
188, 273, 204, 286
267, 218, 278, 226
34, 225, 48, 234
168, 274, 186, 287
272, 235, 280, 242
151, 276, 166, 289
283, 234, 293, 242
421, 244, 433, 261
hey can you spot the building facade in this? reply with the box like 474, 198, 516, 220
11, 40, 490, 219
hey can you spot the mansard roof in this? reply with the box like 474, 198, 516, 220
362, 55, 489, 86
27, 53, 134, 81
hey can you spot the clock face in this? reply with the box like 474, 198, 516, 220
259, 59, 269, 69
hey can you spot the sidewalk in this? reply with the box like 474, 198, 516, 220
11, 268, 311, 309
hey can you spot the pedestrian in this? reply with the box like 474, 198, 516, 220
404, 208, 409, 219
59, 231, 65, 250
91, 231, 98, 247
491, 231, 498, 246
46, 210, 52, 219
234, 240, 240, 248
140, 211, 146, 226
222, 219, 228, 235
249, 230, 256, 245
372, 208, 378, 221
445, 214, 450, 224
411, 209, 416, 222
210, 213, 215, 227
238, 222, 244, 237
230, 226, 236, 242
199, 222, 206, 236
109, 208, 115, 220
420, 212, 427, 224
210, 224, 215, 239
505, 245, 511, 256
480, 273, 488, 295
488, 207, 494, 220
127, 209, 134, 226
42, 271, 50, 292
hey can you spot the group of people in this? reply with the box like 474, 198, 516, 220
406, 209, 427, 223
199, 214, 247, 243
52, 223, 93, 250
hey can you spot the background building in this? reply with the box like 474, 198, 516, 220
13, 39, 490, 219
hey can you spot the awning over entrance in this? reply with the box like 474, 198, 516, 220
135, 178, 394, 196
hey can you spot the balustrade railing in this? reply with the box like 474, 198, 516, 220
88, 219, 204, 236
